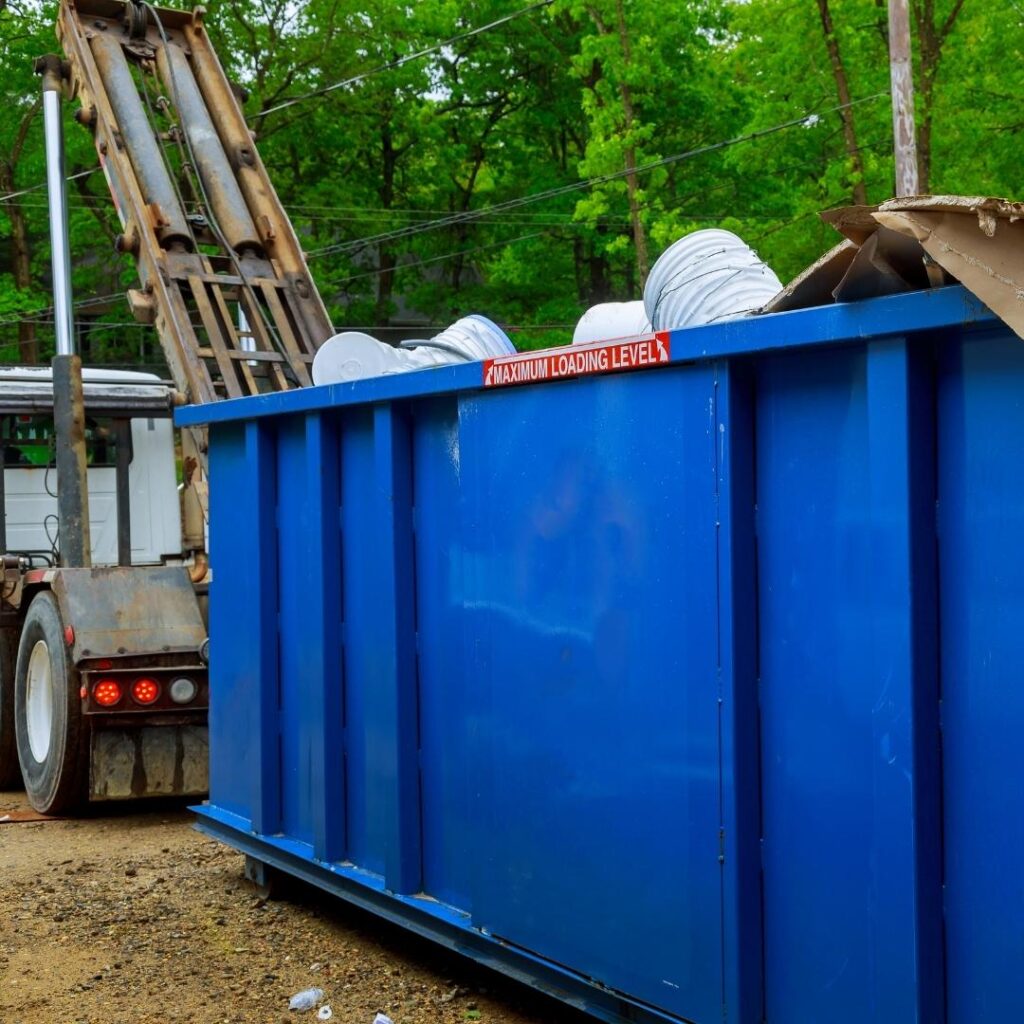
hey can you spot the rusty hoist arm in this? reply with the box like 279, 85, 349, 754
56, 0, 334, 405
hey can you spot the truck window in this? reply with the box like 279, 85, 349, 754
0, 415, 131, 468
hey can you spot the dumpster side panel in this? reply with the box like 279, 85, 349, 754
339, 405, 420, 888
208, 420, 277, 827
757, 348, 874, 1022
414, 399, 476, 911
756, 342, 942, 1023
456, 366, 723, 1022
938, 328, 1024, 1022
338, 408, 380, 875
276, 415, 318, 848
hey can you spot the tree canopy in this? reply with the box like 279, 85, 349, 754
0, 0, 1015, 367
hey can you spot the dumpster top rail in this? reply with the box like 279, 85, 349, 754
178, 284, 993, 428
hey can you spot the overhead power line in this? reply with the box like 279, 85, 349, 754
1, 95, 887, 328
0, 167, 98, 207
334, 230, 546, 286
0, 3, 551, 206
0, 292, 125, 328
252, 0, 554, 120
307, 92, 888, 259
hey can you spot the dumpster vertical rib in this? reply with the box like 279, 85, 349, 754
245, 419, 281, 836
865, 336, 944, 1021
373, 404, 421, 895
304, 411, 345, 863
714, 362, 764, 1024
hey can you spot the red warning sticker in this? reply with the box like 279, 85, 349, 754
482, 332, 671, 388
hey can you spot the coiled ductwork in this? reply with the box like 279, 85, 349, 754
644, 229, 782, 330
311, 315, 514, 385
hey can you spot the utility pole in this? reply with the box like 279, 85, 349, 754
888, 0, 919, 196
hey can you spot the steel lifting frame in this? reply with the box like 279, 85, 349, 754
56, 0, 333, 405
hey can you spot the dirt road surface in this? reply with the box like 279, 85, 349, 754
0, 791, 580, 1024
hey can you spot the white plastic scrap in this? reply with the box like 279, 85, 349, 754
373, 1015, 395, 1024
317, 1007, 333, 1021
289, 987, 326, 1012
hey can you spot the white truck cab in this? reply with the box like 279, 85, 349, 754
0, 367, 182, 566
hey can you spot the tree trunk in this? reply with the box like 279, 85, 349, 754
915, 62, 935, 192
587, 238, 612, 305
613, 0, 649, 284
573, 236, 586, 302
911, 0, 966, 193
816, 0, 868, 205
376, 119, 398, 325
0, 165, 38, 364
0, 101, 40, 364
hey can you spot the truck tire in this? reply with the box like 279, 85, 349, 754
0, 628, 21, 789
14, 592, 88, 814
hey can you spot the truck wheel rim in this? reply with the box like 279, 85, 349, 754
26, 640, 53, 763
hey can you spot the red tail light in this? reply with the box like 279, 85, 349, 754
131, 677, 160, 705
93, 679, 122, 706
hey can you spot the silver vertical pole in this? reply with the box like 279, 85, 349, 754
38, 56, 75, 356
37, 55, 91, 567
888, 0, 920, 197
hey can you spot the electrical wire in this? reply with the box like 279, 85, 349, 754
307, 92, 888, 259
251, 0, 554, 121
0, 167, 97, 206
334, 230, 546, 286
0, 292, 126, 327
0, 2, 553, 203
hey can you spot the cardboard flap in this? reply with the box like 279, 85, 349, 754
874, 207, 1024, 340
772, 194, 1024, 339
763, 240, 858, 314
819, 205, 882, 245
832, 226, 930, 303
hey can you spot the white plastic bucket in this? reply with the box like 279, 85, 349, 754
572, 301, 652, 345
644, 229, 782, 331
311, 331, 404, 384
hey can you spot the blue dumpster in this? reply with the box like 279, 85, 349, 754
180, 284, 1024, 1024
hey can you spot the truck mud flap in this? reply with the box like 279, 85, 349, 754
89, 725, 209, 800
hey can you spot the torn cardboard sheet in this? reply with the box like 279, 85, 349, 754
875, 201, 1024, 339
766, 195, 1024, 340
763, 240, 857, 314
832, 225, 931, 303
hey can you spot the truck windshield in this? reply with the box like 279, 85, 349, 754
0, 415, 128, 468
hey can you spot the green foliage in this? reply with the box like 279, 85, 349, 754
0, 0, 1015, 370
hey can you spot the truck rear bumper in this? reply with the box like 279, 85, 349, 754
89, 723, 208, 800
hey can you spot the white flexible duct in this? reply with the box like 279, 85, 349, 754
644, 229, 782, 331
311, 315, 514, 385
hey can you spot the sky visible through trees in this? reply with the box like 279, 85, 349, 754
0, 0, 1016, 366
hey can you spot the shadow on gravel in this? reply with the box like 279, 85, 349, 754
241, 860, 593, 1024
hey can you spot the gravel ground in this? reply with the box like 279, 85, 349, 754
0, 790, 579, 1024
